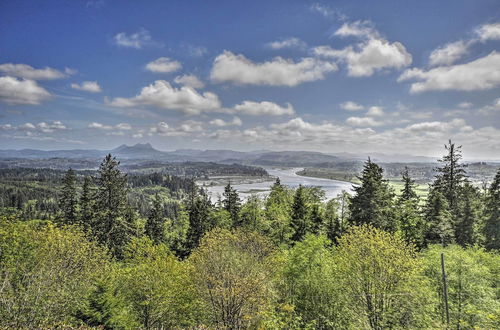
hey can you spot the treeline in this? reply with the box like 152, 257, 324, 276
0, 166, 194, 220
0, 141, 499, 329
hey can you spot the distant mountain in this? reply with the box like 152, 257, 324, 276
0, 144, 442, 166
111, 143, 167, 159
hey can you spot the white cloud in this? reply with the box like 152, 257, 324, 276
458, 102, 473, 109
267, 37, 306, 50
479, 98, 500, 115
108, 80, 221, 115
398, 51, 500, 93
366, 106, 384, 117
429, 40, 470, 66
209, 117, 242, 127
210, 51, 337, 86
475, 23, 500, 41
113, 29, 153, 49
404, 118, 467, 133
0, 76, 51, 105
340, 101, 364, 111
1, 121, 66, 133
231, 101, 295, 116
314, 21, 412, 77
0, 63, 70, 80
309, 3, 346, 20
88, 122, 113, 130
36, 121, 67, 133
145, 57, 182, 73
346, 116, 384, 127
116, 123, 132, 130
174, 74, 205, 88
150, 120, 203, 136
334, 20, 378, 39
88, 122, 132, 131
71, 81, 102, 93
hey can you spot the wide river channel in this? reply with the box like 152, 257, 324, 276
202, 167, 353, 202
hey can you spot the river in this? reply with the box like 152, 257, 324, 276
202, 167, 353, 202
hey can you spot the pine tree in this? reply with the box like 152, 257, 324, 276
424, 189, 454, 245
484, 168, 500, 250
94, 154, 134, 259
59, 168, 78, 225
455, 182, 482, 247
433, 140, 467, 215
309, 204, 324, 235
222, 182, 241, 227
399, 166, 418, 203
80, 175, 95, 232
185, 185, 214, 254
290, 185, 309, 242
145, 194, 165, 244
349, 158, 396, 231
396, 168, 423, 246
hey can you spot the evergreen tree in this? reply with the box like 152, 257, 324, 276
396, 169, 423, 247
484, 168, 500, 250
433, 140, 468, 215
399, 166, 418, 203
424, 189, 454, 245
80, 175, 95, 232
222, 182, 241, 227
348, 158, 396, 231
309, 204, 323, 235
290, 185, 309, 242
145, 194, 165, 244
94, 154, 134, 259
185, 185, 214, 254
455, 182, 482, 247
59, 168, 78, 225
324, 198, 342, 244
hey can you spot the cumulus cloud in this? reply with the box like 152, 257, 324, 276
108, 80, 221, 115
313, 21, 412, 77
174, 74, 205, 88
0, 63, 70, 80
309, 3, 346, 20
334, 20, 379, 39
231, 101, 295, 116
0, 76, 51, 105
458, 102, 473, 109
210, 51, 337, 86
150, 120, 203, 136
429, 40, 470, 66
398, 51, 500, 93
340, 101, 364, 111
366, 106, 384, 117
113, 28, 153, 49
88, 122, 132, 130
71, 81, 102, 93
475, 23, 500, 41
210, 117, 242, 127
479, 98, 500, 115
346, 116, 384, 127
145, 57, 182, 73
1, 121, 66, 133
266, 37, 306, 50
404, 118, 470, 133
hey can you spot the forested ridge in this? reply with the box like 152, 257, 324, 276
0, 141, 499, 329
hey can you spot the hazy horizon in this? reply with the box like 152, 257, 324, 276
1, 1, 499, 159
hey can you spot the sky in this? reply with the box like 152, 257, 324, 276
0, 0, 499, 159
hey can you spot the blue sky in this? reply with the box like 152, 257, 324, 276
1, 0, 499, 159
